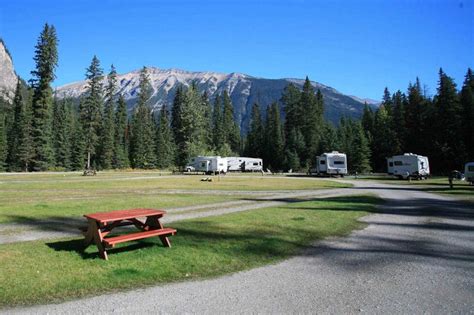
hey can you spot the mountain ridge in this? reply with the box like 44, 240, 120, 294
56, 66, 377, 133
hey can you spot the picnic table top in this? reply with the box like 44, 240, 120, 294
84, 208, 167, 223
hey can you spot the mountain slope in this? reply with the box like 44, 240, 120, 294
56, 67, 376, 133
0, 39, 18, 102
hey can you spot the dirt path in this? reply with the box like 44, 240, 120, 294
4, 180, 474, 314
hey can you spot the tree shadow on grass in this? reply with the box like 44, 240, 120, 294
46, 238, 159, 260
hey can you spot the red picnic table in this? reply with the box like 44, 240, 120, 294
82, 208, 177, 260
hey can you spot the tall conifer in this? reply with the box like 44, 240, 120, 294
30, 23, 58, 170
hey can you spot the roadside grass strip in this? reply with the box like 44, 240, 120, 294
0, 195, 378, 307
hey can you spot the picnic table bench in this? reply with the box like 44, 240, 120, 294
82, 208, 176, 260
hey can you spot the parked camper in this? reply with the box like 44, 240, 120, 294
312, 151, 348, 176
226, 157, 263, 172
387, 153, 430, 179
185, 156, 227, 175
465, 162, 474, 185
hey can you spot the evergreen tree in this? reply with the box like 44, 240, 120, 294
284, 128, 305, 171
391, 90, 406, 152
404, 78, 427, 154
16, 88, 35, 172
264, 102, 284, 171
318, 122, 339, 154
244, 102, 264, 158
299, 77, 323, 166
281, 83, 302, 138
212, 94, 225, 151
351, 122, 372, 173
221, 90, 241, 153
201, 91, 213, 149
372, 105, 398, 171
434, 68, 464, 170
129, 67, 157, 168
171, 85, 184, 146
100, 65, 117, 169
113, 94, 130, 168
155, 104, 175, 168
6, 79, 24, 170
0, 105, 6, 171
52, 98, 71, 169
30, 23, 58, 170
70, 100, 86, 170
460, 68, 474, 160
80, 55, 104, 170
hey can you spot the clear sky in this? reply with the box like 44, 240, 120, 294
0, 0, 473, 100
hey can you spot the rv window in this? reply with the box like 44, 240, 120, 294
469, 166, 474, 172
334, 161, 344, 165
201, 162, 206, 167
389, 162, 393, 167
253, 162, 259, 166
219, 163, 224, 166
320, 160, 326, 165
394, 161, 403, 166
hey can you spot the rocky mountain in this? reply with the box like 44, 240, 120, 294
56, 67, 377, 133
0, 39, 18, 102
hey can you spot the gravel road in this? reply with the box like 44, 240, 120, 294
3, 180, 474, 314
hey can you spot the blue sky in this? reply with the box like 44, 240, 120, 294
0, 0, 473, 100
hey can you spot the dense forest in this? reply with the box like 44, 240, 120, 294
0, 24, 472, 174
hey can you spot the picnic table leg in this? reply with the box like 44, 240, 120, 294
88, 220, 108, 260
145, 215, 172, 248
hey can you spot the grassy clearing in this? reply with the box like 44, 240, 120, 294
0, 195, 377, 307
0, 172, 349, 223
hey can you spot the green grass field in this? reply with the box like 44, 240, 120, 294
0, 172, 349, 223
0, 195, 378, 307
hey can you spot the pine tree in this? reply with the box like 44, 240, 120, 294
404, 78, 427, 154
16, 89, 35, 172
372, 104, 398, 171
351, 122, 372, 173
155, 104, 175, 168
113, 94, 130, 168
171, 85, 184, 146
244, 102, 264, 158
52, 98, 71, 169
70, 100, 86, 170
30, 23, 58, 170
300, 77, 323, 166
212, 94, 225, 152
281, 83, 302, 138
81, 55, 104, 170
6, 79, 24, 170
264, 102, 284, 171
0, 105, 7, 171
435, 68, 464, 170
284, 128, 305, 171
391, 90, 406, 152
221, 90, 241, 153
129, 67, 157, 168
100, 65, 117, 169
460, 68, 474, 160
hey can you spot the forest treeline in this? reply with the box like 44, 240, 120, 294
0, 24, 472, 174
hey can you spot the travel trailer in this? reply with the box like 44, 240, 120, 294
312, 151, 348, 176
386, 153, 430, 179
185, 156, 228, 175
226, 157, 263, 172
465, 162, 474, 185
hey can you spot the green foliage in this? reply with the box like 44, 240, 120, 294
113, 95, 130, 168
30, 23, 58, 171
129, 67, 157, 168
156, 105, 176, 168
52, 98, 72, 169
244, 102, 264, 158
99, 65, 117, 169
0, 103, 7, 171
461, 68, 474, 160
263, 102, 284, 170
81, 55, 104, 169
221, 90, 241, 153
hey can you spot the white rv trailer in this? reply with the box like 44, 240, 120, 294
313, 151, 348, 176
465, 162, 474, 184
226, 157, 263, 172
185, 156, 228, 175
386, 153, 430, 179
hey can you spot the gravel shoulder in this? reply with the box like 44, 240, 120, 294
3, 180, 474, 314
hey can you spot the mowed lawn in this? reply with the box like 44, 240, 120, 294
0, 195, 378, 307
0, 172, 349, 223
